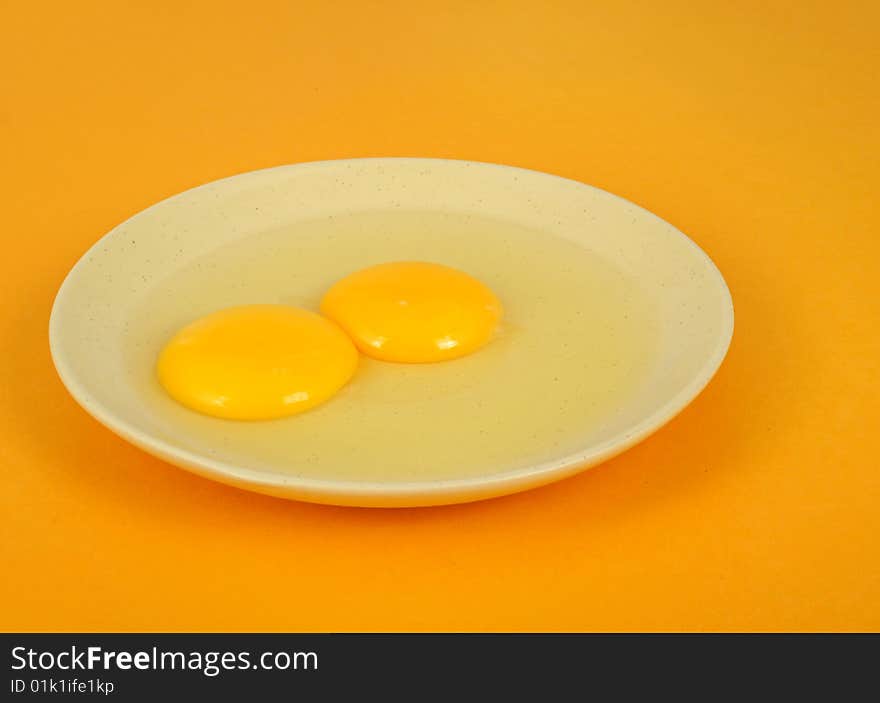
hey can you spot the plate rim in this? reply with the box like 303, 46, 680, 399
49, 157, 735, 506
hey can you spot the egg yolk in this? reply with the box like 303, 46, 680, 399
157, 305, 358, 420
320, 261, 503, 363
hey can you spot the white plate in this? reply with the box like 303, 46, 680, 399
49, 159, 733, 506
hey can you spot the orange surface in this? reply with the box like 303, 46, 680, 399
1, 1, 878, 632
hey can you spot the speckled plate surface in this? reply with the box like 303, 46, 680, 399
49, 159, 733, 506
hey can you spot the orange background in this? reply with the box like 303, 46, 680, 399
2, 1, 878, 632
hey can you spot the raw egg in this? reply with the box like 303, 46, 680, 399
320, 261, 503, 363
157, 304, 358, 420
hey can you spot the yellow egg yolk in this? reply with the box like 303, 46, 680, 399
157, 305, 358, 420
320, 261, 503, 363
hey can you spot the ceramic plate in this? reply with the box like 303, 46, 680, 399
49, 159, 733, 506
